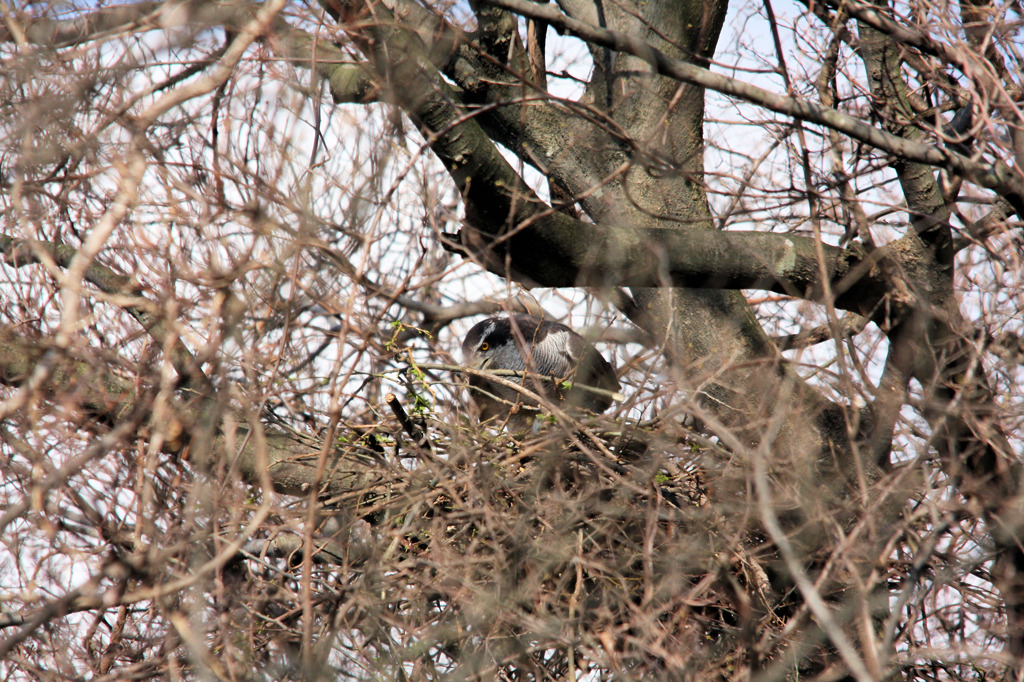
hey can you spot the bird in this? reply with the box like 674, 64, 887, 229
461, 314, 621, 429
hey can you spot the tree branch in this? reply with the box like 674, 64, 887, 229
319, 0, 909, 316
0, 2, 162, 47
775, 314, 869, 351
0, 324, 383, 499
0, 235, 214, 395
481, 0, 1024, 218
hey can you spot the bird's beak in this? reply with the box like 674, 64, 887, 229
468, 354, 490, 371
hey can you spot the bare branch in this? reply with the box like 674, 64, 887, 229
0, 234, 214, 394
0, 3, 162, 47
775, 314, 869, 351
482, 0, 1024, 217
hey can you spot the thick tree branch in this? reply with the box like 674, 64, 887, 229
858, 17, 954, 274
482, 0, 1024, 218
0, 2, 162, 47
0, 326, 138, 421
854, 12, 1024, 664
955, 198, 1016, 250
0, 235, 214, 395
452, 221, 894, 316
320, 0, 908, 317
0, 324, 382, 499
775, 314, 869, 351
824, 0, 1020, 102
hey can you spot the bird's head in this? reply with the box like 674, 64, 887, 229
461, 316, 537, 372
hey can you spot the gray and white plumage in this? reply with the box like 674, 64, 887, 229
461, 314, 620, 427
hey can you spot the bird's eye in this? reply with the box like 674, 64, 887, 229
479, 342, 490, 351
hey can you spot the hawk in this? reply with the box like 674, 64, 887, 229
462, 314, 621, 428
